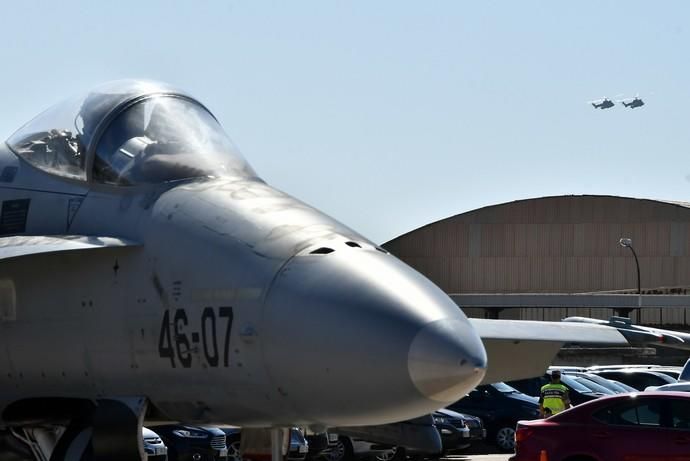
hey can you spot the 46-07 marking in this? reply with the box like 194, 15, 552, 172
158, 307, 234, 368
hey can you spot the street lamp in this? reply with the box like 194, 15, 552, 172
619, 237, 641, 311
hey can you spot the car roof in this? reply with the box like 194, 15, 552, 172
142, 427, 161, 437
650, 383, 690, 392
549, 390, 690, 419
436, 407, 470, 419
587, 364, 681, 371
594, 368, 670, 376
581, 390, 690, 402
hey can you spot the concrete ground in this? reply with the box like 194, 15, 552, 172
444, 455, 510, 461
441, 442, 512, 461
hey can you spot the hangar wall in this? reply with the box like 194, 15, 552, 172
383, 195, 690, 325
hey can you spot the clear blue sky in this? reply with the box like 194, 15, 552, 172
1, 1, 688, 243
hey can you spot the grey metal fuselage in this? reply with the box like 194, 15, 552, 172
0, 117, 486, 428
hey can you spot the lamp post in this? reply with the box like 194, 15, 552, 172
619, 238, 641, 317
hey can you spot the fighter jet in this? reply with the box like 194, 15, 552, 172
0, 80, 489, 461
590, 97, 615, 109
0, 80, 627, 461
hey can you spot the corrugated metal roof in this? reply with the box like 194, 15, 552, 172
658, 199, 690, 209
383, 194, 690, 295
386, 195, 690, 244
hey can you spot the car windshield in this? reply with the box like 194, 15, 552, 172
579, 373, 626, 392
574, 377, 615, 394
609, 380, 637, 392
560, 375, 595, 393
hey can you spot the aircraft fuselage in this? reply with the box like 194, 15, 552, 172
0, 84, 486, 431
0, 82, 487, 461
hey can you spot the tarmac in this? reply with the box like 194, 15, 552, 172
448, 456, 510, 461
442, 442, 512, 461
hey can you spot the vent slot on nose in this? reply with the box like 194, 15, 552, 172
375, 247, 389, 254
310, 247, 335, 255
345, 241, 361, 248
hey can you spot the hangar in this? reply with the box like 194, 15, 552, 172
383, 195, 690, 327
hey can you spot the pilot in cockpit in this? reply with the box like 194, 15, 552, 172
93, 97, 209, 186
8, 80, 256, 185
11, 90, 123, 178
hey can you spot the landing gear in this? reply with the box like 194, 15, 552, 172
271, 429, 283, 461
3, 397, 148, 461
240, 428, 288, 461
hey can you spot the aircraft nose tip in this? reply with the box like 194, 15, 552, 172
408, 318, 487, 402
262, 246, 488, 425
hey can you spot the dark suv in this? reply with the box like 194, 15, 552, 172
154, 425, 228, 461
449, 382, 540, 452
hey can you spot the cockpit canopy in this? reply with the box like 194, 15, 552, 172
6, 80, 257, 185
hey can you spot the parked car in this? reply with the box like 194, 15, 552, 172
432, 408, 471, 454
647, 367, 682, 380
288, 429, 309, 461
143, 427, 168, 461
449, 382, 540, 452
511, 392, 690, 461
450, 411, 485, 448
608, 379, 638, 393
586, 364, 683, 380
508, 373, 607, 406
588, 364, 682, 374
586, 364, 657, 371
327, 435, 395, 461
563, 371, 636, 394
221, 428, 241, 461
386, 410, 469, 461
646, 382, 690, 392
589, 369, 676, 391
154, 425, 228, 461
570, 376, 617, 395
305, 431, 338, 461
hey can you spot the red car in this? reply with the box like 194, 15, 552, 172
510, 391, 690, 461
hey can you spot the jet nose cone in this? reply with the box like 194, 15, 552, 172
409, 318, 487, 402
261, 243, 487, 426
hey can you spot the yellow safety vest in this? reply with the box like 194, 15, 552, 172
541, 383, 568, 414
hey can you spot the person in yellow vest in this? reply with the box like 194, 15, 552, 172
539, 370, 571, 418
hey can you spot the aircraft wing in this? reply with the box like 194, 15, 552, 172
0, 235, 140, 260
469, 318, 629, 384
564, 316, 690, 351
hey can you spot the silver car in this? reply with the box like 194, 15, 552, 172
325, 436, 395, 461
143, 427, 168, 461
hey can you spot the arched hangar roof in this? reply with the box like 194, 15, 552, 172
383, 195, 690, 295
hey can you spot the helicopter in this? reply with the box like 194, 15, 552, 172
619, 94, 645, 109
589, 97, 615, 109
